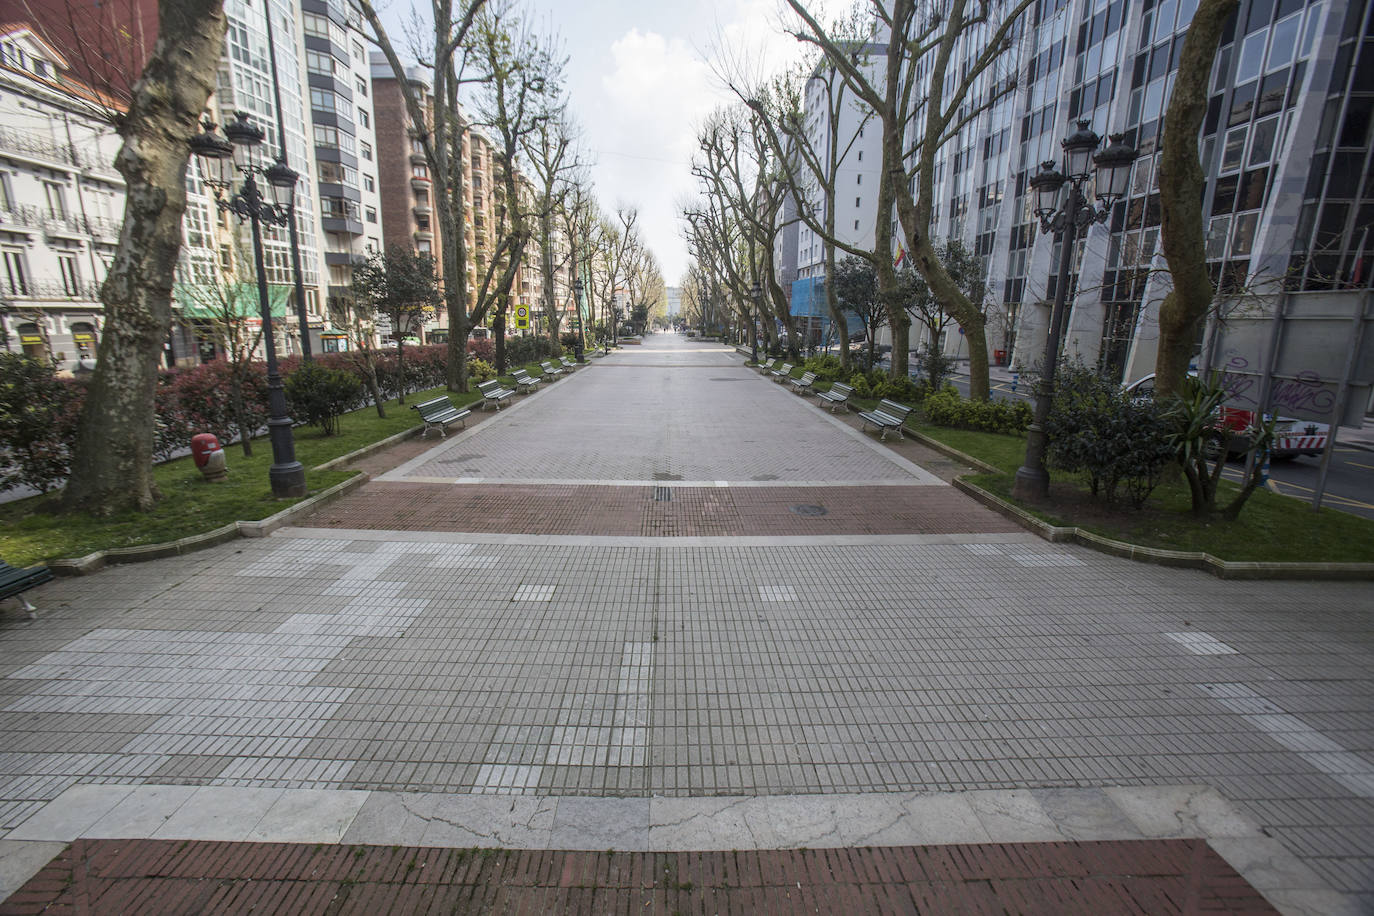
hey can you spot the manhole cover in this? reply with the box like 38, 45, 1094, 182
652, 472, 684, 480
652, 486, 672, 502
788, 504, 828, 517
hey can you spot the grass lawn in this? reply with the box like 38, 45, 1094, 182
0, 385, 466, 568
910, 419, 1374, 564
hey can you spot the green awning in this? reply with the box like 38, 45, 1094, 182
174, 282, 291, 320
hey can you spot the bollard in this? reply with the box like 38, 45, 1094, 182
190, 433, 228, 483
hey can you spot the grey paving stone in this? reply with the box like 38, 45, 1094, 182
966, 789, 1065, 842
1030, 787, 1144, 841
6, 783, 133, 841
550, 796, 649, 850
150, 786, 282, 841
247, 788, 369, 842
1104, 785, 1263, 839
85, 784, 198, 838
0, 839, 66, 901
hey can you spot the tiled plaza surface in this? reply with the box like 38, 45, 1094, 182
1, 334, 1371, 913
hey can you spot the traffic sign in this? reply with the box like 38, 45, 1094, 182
514, 304, 530, 330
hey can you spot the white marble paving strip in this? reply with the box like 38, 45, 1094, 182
1165, 631, 1239, 655
387, 477, 944, 488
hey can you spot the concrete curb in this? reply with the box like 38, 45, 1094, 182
47, 472, 370, 577
907, 426, 1374, 581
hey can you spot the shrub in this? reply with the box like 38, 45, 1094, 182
284, 363, 364, 435
164, 360, 270, 453
872, 375, 925, 403
802, 354, 845, 382
923, 388, 1032, 434
467, 338, 495, 362
504, 334, 555, 366
1045, 364, 1174, 507
466, 358, 496, 382
0, 354, 82, 493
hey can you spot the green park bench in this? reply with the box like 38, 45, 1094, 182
477, 379, 515, 410
789, 371, 817, 395
1, 558, 54, 618
858, 399, 913, 441
510, 368, 540, 394
411, 396, 471, 438
816, 382, 855, 413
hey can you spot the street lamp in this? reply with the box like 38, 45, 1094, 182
572, 276, 586, 361
1011, 120, 1136, 500
191, 112, 307, 499
749, 280, 761, 363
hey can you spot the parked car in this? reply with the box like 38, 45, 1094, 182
1123, 373, 1328, 460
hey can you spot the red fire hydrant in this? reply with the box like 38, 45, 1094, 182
190, 433, 228, 483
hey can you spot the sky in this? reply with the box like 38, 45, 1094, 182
377, 0, 818, 285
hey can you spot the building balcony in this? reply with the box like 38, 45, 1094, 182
413, 202, 432, 216
7, 280, 103, 302
414, 229, 434, 241
410, 176, 431, 191
321, 216, 365, 236
410, 152, 428, 166
325, 251, 354, 266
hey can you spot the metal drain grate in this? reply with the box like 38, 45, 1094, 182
788, 504, 827, 517
653, 487, 673, 502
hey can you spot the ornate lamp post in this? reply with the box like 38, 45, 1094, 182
749, 280, 762, 363
1011, 120, 1136, 500
191, 112, 307, 499
572, 276, 586, 361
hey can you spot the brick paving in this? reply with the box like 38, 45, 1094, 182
1, 837, 1277, 915
298, 483, 1023, 535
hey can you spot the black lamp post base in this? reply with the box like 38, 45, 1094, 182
1011, 464, 1050, 500
269, 461, 307, 499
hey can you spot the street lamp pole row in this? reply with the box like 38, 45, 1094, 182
1011, 120, 1136, 501
190, 112, 307, 500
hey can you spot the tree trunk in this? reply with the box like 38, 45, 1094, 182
494, 306, 507, 373
62, 0, 227, 516
395, 335, 406, 405
1157, 0, 1239, 399
230, 370, 252, 457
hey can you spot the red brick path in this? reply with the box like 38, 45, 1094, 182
299, 483, 1023, 537
1, 838, 1276, 915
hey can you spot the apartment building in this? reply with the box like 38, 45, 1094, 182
303, 0, 383, 351
3, 0, 386, 367
0, 25, 126, 371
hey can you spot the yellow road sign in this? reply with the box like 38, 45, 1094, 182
514, 305, 529, 330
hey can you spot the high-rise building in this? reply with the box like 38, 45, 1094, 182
792, 0, 1372, 381
303, 0, 384, 351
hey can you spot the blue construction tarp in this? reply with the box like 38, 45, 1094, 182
790, 277, 862, 340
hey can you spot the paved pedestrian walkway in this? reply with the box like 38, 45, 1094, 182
1, 333, 1370, 914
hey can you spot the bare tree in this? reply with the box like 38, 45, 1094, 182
62, 0, 228, 515
357, 0, 485, 392
785, 0, 1030, 397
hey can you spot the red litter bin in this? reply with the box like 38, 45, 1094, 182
190, 433, 228, 482
993, 349, 1007, 366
